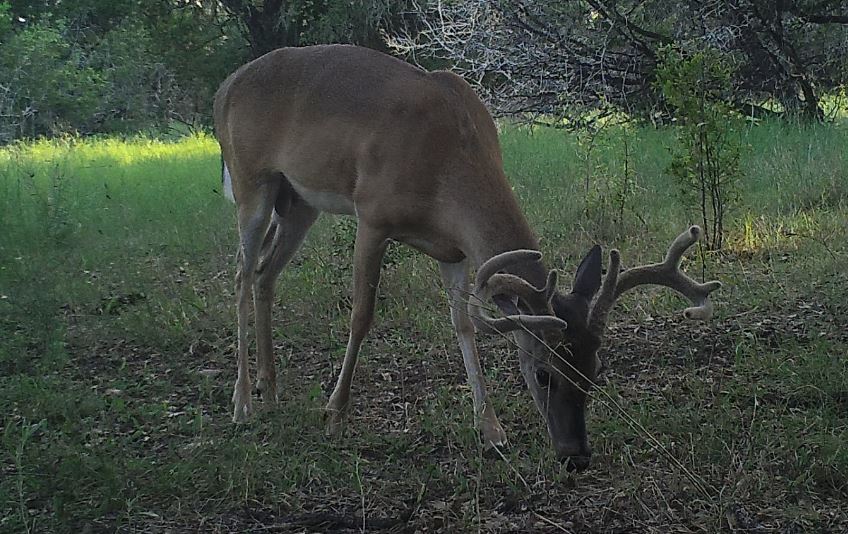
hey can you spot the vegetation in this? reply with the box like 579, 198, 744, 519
394, 0, 848, 122
0, 0, 415, 141
1, 120, 846, 531
1, 1, 846, 531
656, 47, 743, 250
2, 1, 847, 141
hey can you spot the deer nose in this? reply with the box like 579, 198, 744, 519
561, 454, 591, 472
556, 441, 592, 471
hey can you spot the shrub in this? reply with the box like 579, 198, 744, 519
656, 47, 743, 251
0, 21, 105, 140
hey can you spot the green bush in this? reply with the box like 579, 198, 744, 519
656, 47, 743, 250
0, 10, 244, 141
0, 21, 105, 140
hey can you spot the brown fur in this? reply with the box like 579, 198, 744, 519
214, 45, 538, 266
213, 46, 719, 471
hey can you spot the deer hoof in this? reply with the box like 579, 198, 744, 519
481, 422, 508, 451
323, 404, 348, 437
254, 377, 278, 405
232, 397, 253, 423
478, 405, 507, 450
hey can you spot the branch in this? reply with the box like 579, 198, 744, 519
731, 100, 782, 119
801, 14, 848, 24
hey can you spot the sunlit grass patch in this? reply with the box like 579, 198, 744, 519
0, 133, 218, 166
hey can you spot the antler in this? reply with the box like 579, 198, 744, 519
587, 226, 722, 336
470, 250, 567, 334
484, 269, 559, 314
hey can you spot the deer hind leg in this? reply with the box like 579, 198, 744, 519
253, 197, 319, 405
440, 259, 507, 449
325, 222, 388, 436
232, 181, 279, 423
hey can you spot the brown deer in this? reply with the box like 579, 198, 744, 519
213, 45, 720, 471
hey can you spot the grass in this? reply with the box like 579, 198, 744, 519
0, 120, 846, 532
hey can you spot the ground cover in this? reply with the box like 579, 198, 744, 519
1, 122, 846, 532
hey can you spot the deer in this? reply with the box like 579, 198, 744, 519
213, 44, 721, 472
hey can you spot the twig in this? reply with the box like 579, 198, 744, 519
533, 511, 572, 532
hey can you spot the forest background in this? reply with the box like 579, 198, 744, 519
2, 0, 847, 142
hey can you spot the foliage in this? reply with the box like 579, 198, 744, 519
1, 0, 846, 141
218, 0, 415, 55
2, 1, 847, 141
656, 47, 743, 250
0, 0, 418, 141
0, 21, 105, 140
391, 0, 848, 123
0, 2, 11, 39
0, 1, 247, 140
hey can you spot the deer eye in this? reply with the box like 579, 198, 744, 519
535, 368, 553, 389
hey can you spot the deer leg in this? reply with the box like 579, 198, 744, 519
253, 200, 319, 405
440, 259, 507, 449
232, 182, 279, 423
325, 222, 388, 436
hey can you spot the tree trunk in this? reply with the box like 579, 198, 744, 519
219, 0, 295, 58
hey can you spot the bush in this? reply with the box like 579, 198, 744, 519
0, 21, 105, 140
0, 16, 236, 141
656, 47, 743, 251
86, 24, 186, 133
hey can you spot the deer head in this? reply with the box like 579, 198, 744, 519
469, 226, 721, 471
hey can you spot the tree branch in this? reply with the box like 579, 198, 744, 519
801, 14, 848, 24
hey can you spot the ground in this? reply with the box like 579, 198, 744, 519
46, 246, 847, 533
1, 125, 846, 532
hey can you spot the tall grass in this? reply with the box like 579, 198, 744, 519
0, 135, 229, 366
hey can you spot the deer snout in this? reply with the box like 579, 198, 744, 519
561, 454, 591, 472
556, 441, 592, 472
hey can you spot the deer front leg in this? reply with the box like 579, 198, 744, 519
325, 223, 388, 436
440, 260, 507, 449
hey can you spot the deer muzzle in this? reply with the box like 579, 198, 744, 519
555, 438, 592, 472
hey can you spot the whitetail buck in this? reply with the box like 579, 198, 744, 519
213, 45, 720, 471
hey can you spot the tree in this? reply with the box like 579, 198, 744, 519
218, 0, 415, 57
389, 0, 848, 123
0, 0, 253, 138
0, 21, 105, 139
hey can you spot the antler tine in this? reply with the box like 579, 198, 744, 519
588, 226, 722, 335
470, 250, 567, 334
474, 249, 542, 293
663, 225, 703, 269
614, 227, 722, 309
485, 269, 558, 314
587, 249, 621, 337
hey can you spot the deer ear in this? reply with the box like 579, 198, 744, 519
572, 245, 602, 299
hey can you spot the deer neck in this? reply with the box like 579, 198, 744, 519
465, 211, 549, 290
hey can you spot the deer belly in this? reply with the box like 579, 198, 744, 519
287, 180, 356, 215
397, 235, 465, 264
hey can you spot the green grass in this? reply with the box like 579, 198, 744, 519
1, 121, 846, 532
